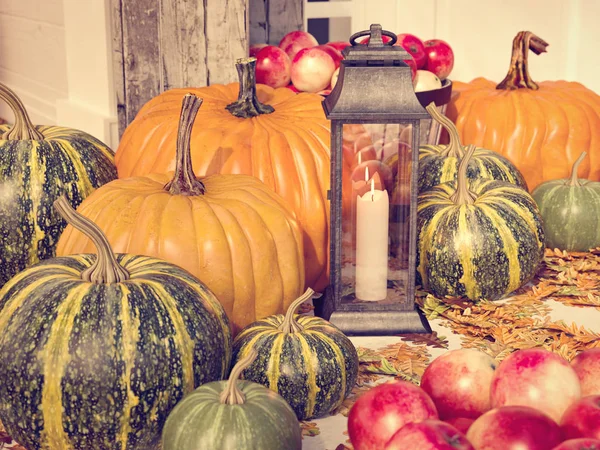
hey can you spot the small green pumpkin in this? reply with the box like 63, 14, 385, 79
162, 349, 302, 450
418, 103, 527, 193
532, 152, 600, 251
232, 288, 358, 420
0, 197, 231, 450
0, 83, 117, 287
417, 144, 545, 300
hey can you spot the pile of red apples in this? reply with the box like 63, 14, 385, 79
249, 30, 454, 95
348, 347, 600, 450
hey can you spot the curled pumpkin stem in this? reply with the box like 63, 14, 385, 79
164, 94, 206, 196
226, 58, 275, 118
278, 288, 315, 334
450, 144, 477, 205
496, 31, 549, 91
566, 151, 587, 187
0, 83, 44, 140
54, 196, 130, 284
220, 348, 258, 405
425, 102, 463, 157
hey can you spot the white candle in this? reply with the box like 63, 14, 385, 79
355, 178, 389, 301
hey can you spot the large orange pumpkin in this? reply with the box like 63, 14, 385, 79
445, 31, 600, 191
115, 58, 341, 292
57, 94, 305, 335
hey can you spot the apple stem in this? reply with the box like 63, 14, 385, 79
566, 152, 587, 187
225, 57, 275, 118
450, 144, 477, 205
425, 102, 463, 158
496, 31, 548, 90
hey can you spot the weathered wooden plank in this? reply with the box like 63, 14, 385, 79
121, 0, 160, 125
267, 0, 303, 45
159, 0, 208, 90
205, 0, 249, 84
249, 0, 268, 45
110, 0, 127, 137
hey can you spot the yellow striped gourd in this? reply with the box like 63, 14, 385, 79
0, 83, 116, 287
417, 144, 544, 300
0, 197, 231, 450
231, 289, 358, 420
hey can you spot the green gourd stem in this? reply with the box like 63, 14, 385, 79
566, 152, 587, 187
164, 94, 206, 196
496, 31, 549, 91
450, 144, 477, 205
278, 288, 315, 334
0, 83, 44, 140
53, 196, 130, 284
425, 102, 463, 157
225, 58, 275, 118
219, 348, 258, 405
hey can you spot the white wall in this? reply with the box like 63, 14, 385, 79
0, 0, 118, 148
309, 0, 600, 93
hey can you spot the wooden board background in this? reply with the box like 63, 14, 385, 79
250, 0, 303, 45
111, 0, 250, 136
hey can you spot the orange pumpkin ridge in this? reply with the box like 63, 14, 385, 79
115, 58, 347, 292
445, 31, 600, 191
58, 94, 305, 335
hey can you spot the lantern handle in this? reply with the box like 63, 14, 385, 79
349, 24, 397, 47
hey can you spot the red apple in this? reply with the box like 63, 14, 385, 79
384, 420, 474, 450
561, 395, 600, 441
553, 438, 600, 450
291, 47, 336, 93
424, 39, 454, 80
421, 349, 496, 420
316, 44, 343, 69
396, 33, 427, 68
348, 380, 438, 450
327, 41, 350, 52
444, 418, 474, 435
490, 348, 581, 422
466, 406, 563, 450
571, 349, 600, 396
249, 43, 268, 58
404, 58, 417, 80
279, 30, 318, 61
255, 46, 291, 89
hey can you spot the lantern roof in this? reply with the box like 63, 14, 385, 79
323, 24, 430, 121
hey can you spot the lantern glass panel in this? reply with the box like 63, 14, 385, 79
340, 121, 414, 306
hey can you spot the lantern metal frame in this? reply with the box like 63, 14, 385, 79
318, 24, 447, 336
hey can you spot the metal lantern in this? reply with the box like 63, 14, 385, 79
319, 24, 440, 336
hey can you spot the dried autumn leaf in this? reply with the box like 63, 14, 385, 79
300, 421, 321, 438
400, 332, 449, 349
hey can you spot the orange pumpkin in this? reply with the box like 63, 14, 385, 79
445, 31, 600, 191
57, 94, 305, 335
115, 58, 342, 292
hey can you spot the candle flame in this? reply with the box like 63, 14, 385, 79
358, 151, 362, 165
370, 178, 375, 201
365, 165, 369, 182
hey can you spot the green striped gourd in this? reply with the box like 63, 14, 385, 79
231, 289, 358, 420
0, 83, 116, 287
0, 197, 231, 450
418, 102, 527, 193
532, 152, 600, 251
162, 349, 301, 450
417, 144, 545, 300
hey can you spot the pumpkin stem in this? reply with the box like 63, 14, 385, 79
278, 288, 315, 334
225, 58, 275, 118
164, 94, 206, 196
566, 152, 587, 187
0, 83, 44, 140
219, 348, 258, 405
425, 102, 463, 157
496, 31, 549, 90
53, 196, 130, 284
450, 144, 477, 205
